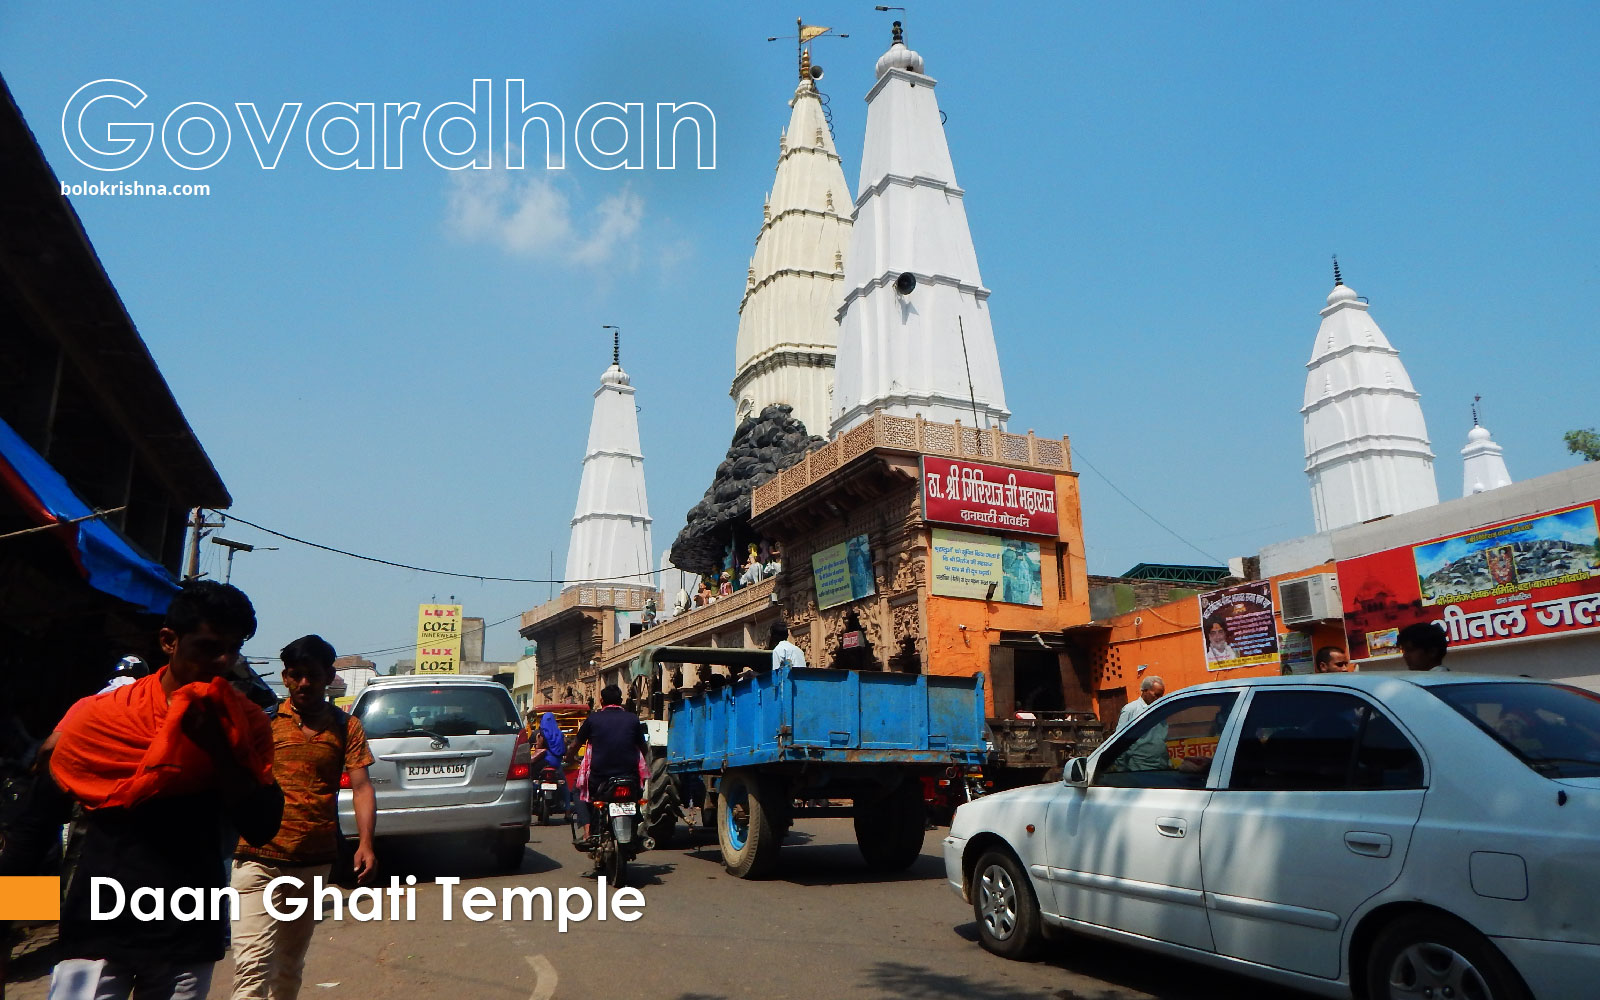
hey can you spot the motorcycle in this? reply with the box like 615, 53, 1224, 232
573, 775, 643, 886
532, 765, 567, 826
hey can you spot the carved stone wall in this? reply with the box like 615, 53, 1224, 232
777, 478, 926, 670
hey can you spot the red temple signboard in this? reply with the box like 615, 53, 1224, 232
920, 457, 1058, 538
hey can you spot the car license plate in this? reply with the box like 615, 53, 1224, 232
540, 783, 559, 791
406, 762, 467, 778
607, 802, 637, 817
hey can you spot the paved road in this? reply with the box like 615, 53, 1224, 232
7, 818, 1322, 1000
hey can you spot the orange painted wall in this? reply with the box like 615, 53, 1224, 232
924, 472, 1091, 718
1089, 562, 1349, 724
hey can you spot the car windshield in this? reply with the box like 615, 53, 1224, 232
356, 686, 519, 738
1429, 682, 1600, 779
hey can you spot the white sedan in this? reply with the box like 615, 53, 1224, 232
944, 673, 1600, 1000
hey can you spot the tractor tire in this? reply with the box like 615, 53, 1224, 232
716, 771, 781, 879
644, 755, 681, 849
854, 784, 926, 872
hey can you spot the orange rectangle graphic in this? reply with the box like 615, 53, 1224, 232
0, 875, 61, 920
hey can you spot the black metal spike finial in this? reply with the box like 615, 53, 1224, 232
1472, 394, 1481, 427
613, 329, 620, 367
1332, 254, 1343, 286
892, 20, 904, 45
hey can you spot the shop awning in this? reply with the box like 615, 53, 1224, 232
0, 416, 179, 615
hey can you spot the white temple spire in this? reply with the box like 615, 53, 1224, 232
1461, 398, 1513, 495
1302, 261, 1439, 531
829, 20, 1010, 437
730, 39, 853, 435
564, 333, 653, 592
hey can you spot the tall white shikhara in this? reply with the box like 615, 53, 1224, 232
829, 22, 1010, 438
1302, 269, 1438, 532
564, 348, 653, 593
730, 51, 853, 437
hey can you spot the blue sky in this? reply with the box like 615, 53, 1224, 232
3, 3, 1595, 667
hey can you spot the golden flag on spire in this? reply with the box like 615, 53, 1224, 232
799, 24, 831, 42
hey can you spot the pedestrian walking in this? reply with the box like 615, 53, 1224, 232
47, 581, 283, 1000
1115, 675, 1165, 733
230, 634, 376, 1000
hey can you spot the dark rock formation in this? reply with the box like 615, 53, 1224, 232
669, 404, 823, 575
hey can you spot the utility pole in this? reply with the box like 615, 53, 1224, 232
183, 508, 225, 580
213, 536, 278, 584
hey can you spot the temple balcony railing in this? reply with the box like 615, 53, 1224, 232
520, 582, 659, 633
752, 412, 1072, 518
601, 576, 778, 668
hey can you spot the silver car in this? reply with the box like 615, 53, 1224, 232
339, 675, 532, 871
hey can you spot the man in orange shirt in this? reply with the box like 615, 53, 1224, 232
229, 635, 376, 1000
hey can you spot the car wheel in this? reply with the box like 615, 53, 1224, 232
494, 837, 525, 873
971, 849, 1043, 961
1366, 913, 1531, 1000
330, 839, 358, 887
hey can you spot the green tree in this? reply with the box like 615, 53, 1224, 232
1565, 428, 1600, 462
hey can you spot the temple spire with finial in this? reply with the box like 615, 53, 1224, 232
1303, 263, 1437, 529
730, 16, 853, 433
564, 325, 652, 592
1461, 394, 1512, 496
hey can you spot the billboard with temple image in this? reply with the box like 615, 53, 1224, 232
1337, 500, 1600, 658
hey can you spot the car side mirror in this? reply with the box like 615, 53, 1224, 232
1065, 756, 1089, 787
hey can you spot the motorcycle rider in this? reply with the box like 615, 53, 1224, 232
532, 711, 567, 812
565, 684, 647, 849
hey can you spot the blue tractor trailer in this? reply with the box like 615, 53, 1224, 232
630, 646, 986, 878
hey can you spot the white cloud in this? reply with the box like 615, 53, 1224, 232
445, 169, 643, 265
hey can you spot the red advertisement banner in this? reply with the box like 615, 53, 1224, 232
1337, 500, 1600, 658
920, 458, 1059, 538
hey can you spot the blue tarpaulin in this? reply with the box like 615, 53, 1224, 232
0, 415, 179, 615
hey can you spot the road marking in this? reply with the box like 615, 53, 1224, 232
526, 954, 558, 1000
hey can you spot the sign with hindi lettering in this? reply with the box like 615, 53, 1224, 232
930, 528, 1044, 606
1198, 581, 1280, 671
921, 458, 1059, 538
1338, 500, 1600, 658
812, 534, 875, 610
415, 603, 463, 674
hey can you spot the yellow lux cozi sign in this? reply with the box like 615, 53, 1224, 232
415, 603, 462, 674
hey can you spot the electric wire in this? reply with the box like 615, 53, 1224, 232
244, 609, 527, 663
210, 510, 663, 585
1071, 449, 1226, 566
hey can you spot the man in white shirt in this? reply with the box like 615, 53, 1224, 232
1116, 675, 1165, 733
769, 623, 807, 672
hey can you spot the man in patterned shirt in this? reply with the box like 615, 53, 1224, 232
230, 635, 376, 1000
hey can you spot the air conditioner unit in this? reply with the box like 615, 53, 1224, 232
1279, 574, 1341, 626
